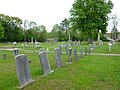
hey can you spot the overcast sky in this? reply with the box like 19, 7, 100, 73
0, 0, 119, 32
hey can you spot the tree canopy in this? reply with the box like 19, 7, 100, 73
70, 0, 113, 43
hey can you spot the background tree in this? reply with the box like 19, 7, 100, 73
70, 0, 113, 43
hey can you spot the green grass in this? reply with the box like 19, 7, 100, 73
0, 42, 120, 90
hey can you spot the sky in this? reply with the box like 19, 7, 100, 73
0, 0, 119, 32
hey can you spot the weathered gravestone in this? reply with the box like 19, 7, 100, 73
12, 48, 19, 56
80, 48, 83, 58
58, 45, 62, 54
39, 51, 54, 76
66, 48, 72, 64
64, 44, 68, 55
54, 48, 62, 67
74, 47, 77, 61
15, 54, 35, 89
2, 53, 6, 60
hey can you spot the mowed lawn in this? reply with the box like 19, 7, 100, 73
0, 42, 120, 90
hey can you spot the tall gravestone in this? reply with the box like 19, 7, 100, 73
54, 48, 62, 67
58, 45, 62, 54
68, 48, 72, 62
64, 44, 68, 55
39, 51, 54, 76
74, 47, 77, 61
80, 48, 83, 58
15, 54, 35, 89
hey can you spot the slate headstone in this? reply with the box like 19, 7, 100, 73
58, 45, 62, 54
15, 54, 35, 89
39, 51, 54, 76
65, 45, 68, 55
54, 48, 62, 67
74, 47, 77, 61
2, 53, 6, 60
68, 48, 72, 62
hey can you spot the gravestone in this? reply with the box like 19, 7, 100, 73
80, 48, 83, 58
58, 45, 62, 54
54, 48, 62, 67
74, 47, 77, 61
85, 48, 88, 56
39, 51, 54, 76
12, 48, 19, 56
15, 54, 35, 89
64, 44, 68, 55
68, 48, 72, 62
2, 53, 6, 60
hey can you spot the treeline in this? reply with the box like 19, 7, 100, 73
0, 14, 47, 42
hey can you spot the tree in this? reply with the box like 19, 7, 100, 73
0, 23, 4, 38
70, 0, 113, 43
111, 13, 119, 40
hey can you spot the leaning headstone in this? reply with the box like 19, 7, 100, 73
38, 51, 54, 76
74, 47, 77, 61
15, 54, 35, 89
85, 48, 88, 56
58, 45, 62, 54
54, 48, 62, 67
64, 44, 68, 55
2, 53, 6, 60
80, 48, 83, 58
66, 48, 72, 64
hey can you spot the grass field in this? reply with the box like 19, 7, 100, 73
0, 42, 120, 90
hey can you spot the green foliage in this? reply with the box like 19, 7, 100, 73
0, 23, 4, 38
70, 0, 113, 43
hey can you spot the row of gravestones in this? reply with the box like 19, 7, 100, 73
14, 45, 91, 89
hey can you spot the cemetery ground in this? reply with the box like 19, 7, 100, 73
0, 42, 120, 90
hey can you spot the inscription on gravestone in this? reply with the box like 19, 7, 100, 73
54, 48, 62, 67
15, 54, 35, 89
39, 51, 54, 76
74, 47, 77, 61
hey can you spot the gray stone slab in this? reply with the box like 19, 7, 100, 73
54, 48, 62, 67
74, 48, 77, 61
68, 48, 72, 62
15, 54, 34, 89
39, 51, 54, 76
58, 45, 62, 54
64, 44, 68, 55
2, 53, 6, 60
80, 48, 83, 58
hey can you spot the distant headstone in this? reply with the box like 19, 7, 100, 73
12, 48, 19, 56
80, 48, 83, 58
85, 48, 88, 56
38, 51, 54, 76
46, 47, 49, 52
13, 42, 17, 47
54, 48, 62, 67
21, 42, 24, 47
68, 48, 72, 62
74, 47, 77, 61
58, 45, 62, 54
2, 53, 6, 60
15, 54, 35, 89
64, 44, 68, 55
